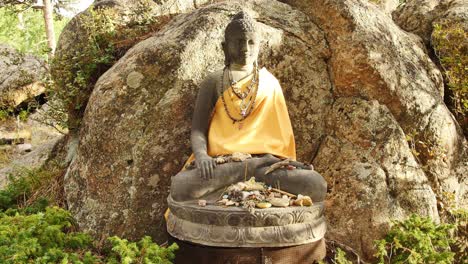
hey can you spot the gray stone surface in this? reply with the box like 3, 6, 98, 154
373, 0, 400, 14
0, 45, 46, 109
283, 0, 466, 258
393, 0, 468, 45
0, 137, 62, 189
167, 196, 326, 247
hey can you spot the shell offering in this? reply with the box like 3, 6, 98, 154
185, 152, 252, 170
216, 177, 313, 213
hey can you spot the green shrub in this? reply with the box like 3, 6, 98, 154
332, 248, 353, 264
0, 206, 98, 263
107, 236, 178, 264
18, 109, 29, 122
439, 192, 467, 263
432, 21, 467, 134
0, 167, 54, 212
0, 109, 9, 121
0, 206, 178, 263
0, 161, 67, 213
374, 214, 455, 264
449, 208, 467, 263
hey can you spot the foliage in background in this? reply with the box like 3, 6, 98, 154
0, 7, 68, 58
438, 192, 467, 263
0, 109, 9, 121
374, 214, 455, 264
50, 0, 171, 131
432, 20, 467, 135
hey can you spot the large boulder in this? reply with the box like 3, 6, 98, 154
65, 0, 466, 260
393, 0, 468, 137
314, 98, 439, 257
283, 0, 466, 257
392, 0, 440, 44
0, 45, 46, 110
392, 0, 467, 45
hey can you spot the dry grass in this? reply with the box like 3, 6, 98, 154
19, 162, 67, 209
0, 146, 13, 169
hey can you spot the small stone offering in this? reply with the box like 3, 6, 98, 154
216, 177, 313, 211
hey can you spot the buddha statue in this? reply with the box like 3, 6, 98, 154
170, 11, 327, 203
166, 12, 327, 262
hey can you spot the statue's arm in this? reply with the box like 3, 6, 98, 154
190, 74, 218, 179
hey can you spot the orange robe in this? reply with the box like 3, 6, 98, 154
187, 67, 296, 164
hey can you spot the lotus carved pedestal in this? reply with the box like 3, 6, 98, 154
166, 196, 327, 264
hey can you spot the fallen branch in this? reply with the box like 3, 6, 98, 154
264, 158, 290, 175
270, 188, 296, 198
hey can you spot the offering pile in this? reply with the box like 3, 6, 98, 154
215, 177, 312, 213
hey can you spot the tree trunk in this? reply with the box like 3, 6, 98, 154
42, 0, 56, 59
17, 12, 24, 31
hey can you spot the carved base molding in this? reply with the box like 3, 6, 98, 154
166, 196, 326, 247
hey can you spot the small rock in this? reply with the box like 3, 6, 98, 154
268, 197, 290, 207
231, 152, 252, 162
256, 202, 272, 209
293, 195, 313, 207
16, 143, 32, 153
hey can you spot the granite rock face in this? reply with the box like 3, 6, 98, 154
64, 0, 466, 260
283, 0, 466, 257
392, 0, 468, 45
314, 98, 439, 258
373, 0, 400, 14
0, 45, 46, 110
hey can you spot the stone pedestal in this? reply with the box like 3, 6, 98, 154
166, 196, 327, 263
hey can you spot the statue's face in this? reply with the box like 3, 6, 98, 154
225, 30, 260, 66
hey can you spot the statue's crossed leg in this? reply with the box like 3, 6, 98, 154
170, 155, 327, 202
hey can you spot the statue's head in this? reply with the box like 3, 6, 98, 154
223, 11, 260, 66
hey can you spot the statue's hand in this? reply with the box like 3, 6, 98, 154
195, 154, 217, 180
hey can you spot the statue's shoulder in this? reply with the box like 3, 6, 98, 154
197, 69, 224, 97
201, 69, 224, 87
259, 67, 281, 88
199, 68, 225, 96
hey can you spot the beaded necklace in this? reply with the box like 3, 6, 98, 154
228, 68, 257, 99
221, 65, 259, 124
